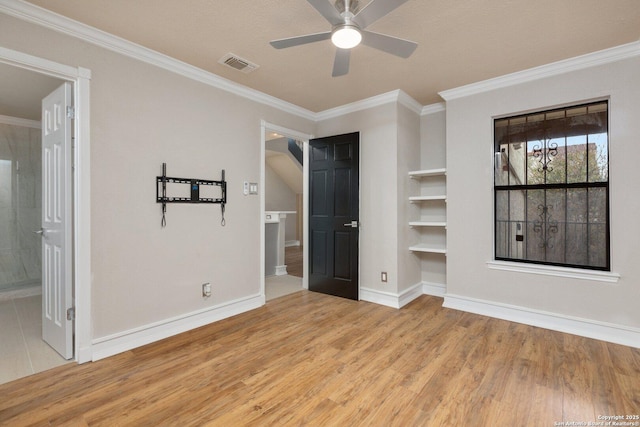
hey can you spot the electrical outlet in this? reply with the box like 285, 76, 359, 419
202, 283, 211, 298
381, 272, 388, 282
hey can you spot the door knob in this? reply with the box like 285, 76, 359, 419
343, 220, 359, 228
33, 228, 47, 236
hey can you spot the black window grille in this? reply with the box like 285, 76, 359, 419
494, 101, 610, 270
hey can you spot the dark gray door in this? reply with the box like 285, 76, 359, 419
309, 132, 359, 300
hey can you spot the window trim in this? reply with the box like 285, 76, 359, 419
487, 260, 619, 283
492, 100, 611, 271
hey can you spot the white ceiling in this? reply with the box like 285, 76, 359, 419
7, 0, 640, 113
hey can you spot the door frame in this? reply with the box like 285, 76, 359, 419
260, 121, 313, 299
0, 46, 92, 363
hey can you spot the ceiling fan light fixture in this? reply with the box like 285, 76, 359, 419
331, 25, 362, 49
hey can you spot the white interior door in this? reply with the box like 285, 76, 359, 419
41, 82, 73, 359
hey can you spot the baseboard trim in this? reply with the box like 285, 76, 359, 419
360, 282, 423, 309
399, 283, 424, 308
422, 281, 446, 297
443, 293, 640, 349
359, 287, 398, 308
285, 240, 300, 247
91, 294, 264, 361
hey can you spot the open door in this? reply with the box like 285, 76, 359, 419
40, 82, 73, 359
309, 132, 359, 300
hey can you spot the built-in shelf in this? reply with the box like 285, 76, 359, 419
409, 195, 447, 202
409, 221, 447, 227
408, 168, 446, 178
408, 168, 447, 256
409, 244, 447, 254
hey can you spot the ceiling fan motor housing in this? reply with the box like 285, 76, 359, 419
270, 0, 417, 76
335, 0, 361, 15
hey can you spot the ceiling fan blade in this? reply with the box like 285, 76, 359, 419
361, 30, 417, 58
270, 31, 332, 49
307, 0, 343, 26
353, 0, 410, 29
332, 48, 351, 77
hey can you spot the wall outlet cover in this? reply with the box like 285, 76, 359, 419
202, 283, 212, 298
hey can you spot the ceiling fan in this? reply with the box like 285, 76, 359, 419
270, 0, 417, 77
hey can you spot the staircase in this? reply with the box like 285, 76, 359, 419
287, 139, 303, 166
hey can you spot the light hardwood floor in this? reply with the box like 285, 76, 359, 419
0, 292, 638, 426
285, 245, 303, 278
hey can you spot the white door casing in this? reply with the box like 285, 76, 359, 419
41, 82, 73, 359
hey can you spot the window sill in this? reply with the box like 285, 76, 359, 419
487, 260, 620, 283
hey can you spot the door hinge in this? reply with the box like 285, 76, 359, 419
66, 106, 75, 119
67, 307, 75, 321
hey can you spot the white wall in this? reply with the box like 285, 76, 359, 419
420, 109, 446, 170
0, 15, 315, 342
397, 104, 421, 294
444, 54, 640, 332
265, 162, 297, 242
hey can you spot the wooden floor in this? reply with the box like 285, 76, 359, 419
285, 245, 303, 278
1, 293, 638, 426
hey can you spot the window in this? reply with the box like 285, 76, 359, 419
494, 101, 609, 271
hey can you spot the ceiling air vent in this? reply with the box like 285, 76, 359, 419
218, 53, 259, 74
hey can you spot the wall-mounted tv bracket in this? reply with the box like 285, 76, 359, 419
156, 163, 227, 227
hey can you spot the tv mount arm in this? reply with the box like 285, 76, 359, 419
156, 163, 227, 227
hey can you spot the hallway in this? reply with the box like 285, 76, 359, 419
0, 293, 70, 385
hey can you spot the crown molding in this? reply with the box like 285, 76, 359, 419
0, 114, 41, 128
397, 90, 423, 115
1, 0, 431, 121
316, 90, 399, 121
0, 0, 317, 121
421, 102, 445, 115
6, 1, 638, 121
439, 41, 640, 101
315, 89, 425, 121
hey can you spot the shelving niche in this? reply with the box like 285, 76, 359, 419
408, 168, 447, 264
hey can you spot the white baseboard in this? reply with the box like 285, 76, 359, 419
399, 283, 424, 307
76, 346, 93, 364
443, 293, 640, 349
285, 240, 300, 247
422, 281, 446, 297
360, 282, 423, 309
359, 287, 399, 308
275, 265, 288, 276
91, 294, 264, 361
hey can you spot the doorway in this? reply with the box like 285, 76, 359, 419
0, 47, 92, 375
261, 122, 312, 301
0, 65, 70, 384
308, 132, 360, 300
